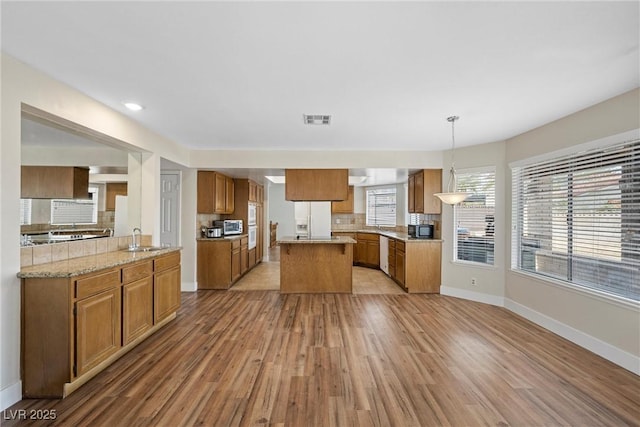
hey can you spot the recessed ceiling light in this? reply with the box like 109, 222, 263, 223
123, 102, 144, 111
303, 114, 331, 125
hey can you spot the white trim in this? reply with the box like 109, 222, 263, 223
508, 128, 639, 168
451, 259, 499, 270
182, 281, 197, 292
505, 298, 640, 375
440, 286, 504, 307
0, 381, 22, 411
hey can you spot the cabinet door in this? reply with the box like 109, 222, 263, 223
197, 171, 215, 214
225, 176, 235, 214
422, 169, 442, 214
331, 186, 354, 213
248, 181, 258, 202
106, 182, 128, 211
414, 171, 424, 213
123, 276, 153, 345
241, 246, 248, 274
355, 240, 367, 264
396, 250, 406, 287
214, 173, 227, 214
366, 241, 380, 267
154, 266, 181, 324
231, 247, 241, 282
76, 287, 121, 376
408, 174, 415, 213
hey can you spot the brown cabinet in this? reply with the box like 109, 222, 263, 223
285, 169, 349, 201
248, 180, 258, 202
154, 252, 181, 324
198, 238, 250, 289
197, 171, 234, 214
331, 186, 355, 214
355, 233, 380, 268
240, 236, 249, 274
21, 166, 89, 199
122, 260, 153, 345
75, 285, 121, 376
105, 182, 128, 211
408, 169, 442, 214
122, 276, 153, 345
395, 240, 406, 288
21, 250, 181, 398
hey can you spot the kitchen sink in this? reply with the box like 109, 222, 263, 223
123, 246, 164, 253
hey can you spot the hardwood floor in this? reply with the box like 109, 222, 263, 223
4, 291, 639, 426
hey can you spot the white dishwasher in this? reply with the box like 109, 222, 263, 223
379, 236, 389, 275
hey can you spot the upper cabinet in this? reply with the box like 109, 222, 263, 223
331, 186, 354, 214
105, 182, 127, 211
285, 169, 349, 201
408, 169, 442, 214
197, 171, 234, 214
21, 166, 89, 199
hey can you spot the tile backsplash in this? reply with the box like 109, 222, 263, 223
20, 234, 152, 267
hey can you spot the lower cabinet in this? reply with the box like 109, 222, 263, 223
154, 252, 181, 324
76, 286, 121, 376
21, 250, 182, 398
355, 233, 380, 268
197, 236, 256, 289
122, 276, 153, 346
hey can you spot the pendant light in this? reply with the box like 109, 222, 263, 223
434, 115, 470, 205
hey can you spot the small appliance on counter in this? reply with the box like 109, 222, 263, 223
408, 224, 434, 239
206, 227, 223, 238
214, 219, 243, 235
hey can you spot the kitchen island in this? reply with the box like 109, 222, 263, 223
278, 235, 356, 293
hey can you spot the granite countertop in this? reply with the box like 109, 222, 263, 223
278, 236, 357, 244
18, 247, 181, 279
331, 229, 443, 243
196, 234, 248, 242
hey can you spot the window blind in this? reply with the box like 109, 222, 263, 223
454, 168, 496, 265
51, 188, 98, 225
512, 138, 639, 301
20, 199, 32, 225
366, 187, 396, 226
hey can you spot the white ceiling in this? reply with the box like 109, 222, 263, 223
2, 1, 638, 154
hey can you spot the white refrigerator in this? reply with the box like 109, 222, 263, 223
294, 201, 332, 238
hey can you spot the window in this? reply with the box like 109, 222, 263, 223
512, 138, 640, 301
51, 187, 98, 225
454, 168, 496, 265
20, 199, 32, 225
366, 187, 396, 226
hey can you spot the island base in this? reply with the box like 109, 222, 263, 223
280, 242, 353, 293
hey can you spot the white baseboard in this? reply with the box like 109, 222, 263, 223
182, 281, 197, 292
505, 298, 640, 375
440, 286, 505, 307
1, 381, 22, 411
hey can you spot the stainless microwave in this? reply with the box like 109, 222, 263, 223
214, 220, 243, 235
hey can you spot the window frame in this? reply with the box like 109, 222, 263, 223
50, 186, 99, 226
510, 132, 640, 303
453, 166, 496, 267
365, 186, 397, 227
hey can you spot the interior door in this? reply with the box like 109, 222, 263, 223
160, 172, 180, 247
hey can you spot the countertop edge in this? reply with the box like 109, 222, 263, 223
18, 247, 182, 279
278, 236, 356, 244
331, 229, 443, 243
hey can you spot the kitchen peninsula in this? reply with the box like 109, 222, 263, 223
278, 235, 356, 293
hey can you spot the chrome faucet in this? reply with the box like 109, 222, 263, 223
131, 227, 142, 249
103, 228, 114, 237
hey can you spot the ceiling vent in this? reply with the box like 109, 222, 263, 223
303, 114, 331, 125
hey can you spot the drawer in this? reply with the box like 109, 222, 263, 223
389, 240, 396, 250
122, 261, 153, 284
357, 233, 379, 242
231, 239, 241, 250
240, 237, 248, 247
397, 241, 406, 252
154, 252, 181, 273
76, 269, 120, 299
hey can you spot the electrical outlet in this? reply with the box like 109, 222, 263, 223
471, 277, 477, 286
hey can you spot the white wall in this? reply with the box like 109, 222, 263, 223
440, 140, 507, 304
503, 88, 640, 372
268, 183, 295, 239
